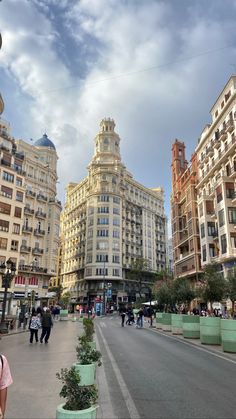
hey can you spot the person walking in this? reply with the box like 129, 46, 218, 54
29, 308, 41, 343
138, 308, 144, 328
121, 311, 126, 327
40, 308, 53, 344
0, 354, 13, 419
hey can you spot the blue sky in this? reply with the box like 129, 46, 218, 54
1, 0, 236, 233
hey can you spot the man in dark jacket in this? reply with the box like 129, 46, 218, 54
40, 308, 53, 344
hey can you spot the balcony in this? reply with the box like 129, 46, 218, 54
207, 146, 214, 157
32, 247, 44, 255
22, 226, 33, 234
24, 207, 34, 216
36, 193, 47, 202
18, 264, 47, 273
34, 228, 45, 236
26, 190, 36, 198
35, 210, 46, 219
219, 129, 227, 141
14, 152, 24, 160
1, 158, 11, 167
214, 139, 221, 149
20, 245, 31, 253
226, 119, 234, 133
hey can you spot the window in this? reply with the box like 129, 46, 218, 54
221, 234, 227, 254
98, 195, 109, 202
88, 207, 94, 215
98, 207, 109, 213
112, 255, 120, 263
86, 254, 92, 263
112, 269, 120, 276
216, 185, 223, 203
200, 223, 205, 238
113, 218, 120, 226
199, 203, 203, 217
97, 241, 109, 250
16, 177, 23, 187
113, 230, 120, 238
97, 218, 109, 225
209, 244, 216, 258
228, 208, 236, 224
113, 207, 120, 215
88, 229, 93, 238
86, 268, 92, 276
13, 223, 20, 234
112, 241, 120, 251
16, 191, 23, 202
97, 229, 109, 237
231, 234, 236, 248
87, 241, 93, 251
88, 218, 94, 226
218, 209, 225, 227
207, 222, 216, 237
113, 197, 120, 204
0, 237, 7, 250
0, 220, 9, 232
11, 240, 18, 251
96, 268, 108, 276
202, 245, 206, 262
1, 186, 12, 198
226, 188, 235, 199
0, 202, 11, 215
3, 171, 14, 183
96, 254, 108, 262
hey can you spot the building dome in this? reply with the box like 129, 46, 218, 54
34, 133, 56, 150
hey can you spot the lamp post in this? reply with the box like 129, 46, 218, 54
0, 259, 16, 333
103, 260, 106, 315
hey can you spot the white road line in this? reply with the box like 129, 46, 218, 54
149, 328, 236, 366
100, 322, 107, 328
97, 324, 140, 419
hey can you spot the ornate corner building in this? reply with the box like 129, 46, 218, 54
61, 118, 168, 307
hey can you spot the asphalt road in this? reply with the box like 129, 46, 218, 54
96, 315, 236, 419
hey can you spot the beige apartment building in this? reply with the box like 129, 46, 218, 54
171, 140, 202, 281
0, 117, 61, 314
61, 118, 167, 310
196, 76, 236, 276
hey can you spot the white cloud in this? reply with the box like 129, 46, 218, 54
1, 0, 236, 225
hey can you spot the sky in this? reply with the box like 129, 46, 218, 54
1, 0, 236, 232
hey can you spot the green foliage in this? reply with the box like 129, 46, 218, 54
83, 318, 95, 341
77, 335, 102, 367
226, 268, 236, 314
48, 284, 63, 301
201, 263, 226, 307
172, 278, 196, 306
59, 291, 71, 308
56, 367, 98, 411
156, 282, 173, 311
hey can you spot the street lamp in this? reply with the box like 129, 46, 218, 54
0, 259, 16, 333
103, 260, 106, 315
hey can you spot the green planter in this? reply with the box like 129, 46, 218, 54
79, 316, 84, 322
221, 319, 236, 353
73, 363, 96, 386
171, 314, 183, 335
200, 317, 221, 345
56, 403, 98, 419
155, 312, 163, 329
60, 310, 69, 321
182, 315, 200, 339
161, 313, 172, 332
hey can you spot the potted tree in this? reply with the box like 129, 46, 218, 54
56, 366, 98, 419
74, 337, 102, 386
171, 278, 196, 335
155, 282, 173, 331
221, 268, 236, 352
83, 318, 96, 349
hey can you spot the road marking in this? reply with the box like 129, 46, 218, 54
100, 322, 107, 328
95, 330, 116, 419
97, 324, 140, 419
148, 328, 236, 366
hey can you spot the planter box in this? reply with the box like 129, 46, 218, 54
155, 312, 163, 329
182, 315, 200, 339
221, 319, 236, 353
171, 314, 183, 335
200, 317, 221, 345
56, 403, 98, 419
73, 363, 96, 386
60, 310, 69, 321
161, 313, 172, 332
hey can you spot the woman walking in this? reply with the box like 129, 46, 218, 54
29, 308, 41, 343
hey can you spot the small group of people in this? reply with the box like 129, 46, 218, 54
29, 306, 53, 344
120, 308, 146, 328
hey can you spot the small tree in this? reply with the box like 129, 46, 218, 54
48, 284, 63, 303
226, 268, 236, 316
155, 282, 173, 312
201, 263, 226, 312
60, 291, 71, 309
129, 258, 149, 297
172, 278, 196, 312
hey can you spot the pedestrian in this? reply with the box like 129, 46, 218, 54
138, 308, 144, 328
0, 354, 13, 419
121, 311, 126, 327
29, 308, 41, 343
40, 308, 53, 344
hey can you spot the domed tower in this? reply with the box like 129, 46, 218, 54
91, 118, 122, 165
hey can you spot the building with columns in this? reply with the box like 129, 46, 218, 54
61, 118, 167, 309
